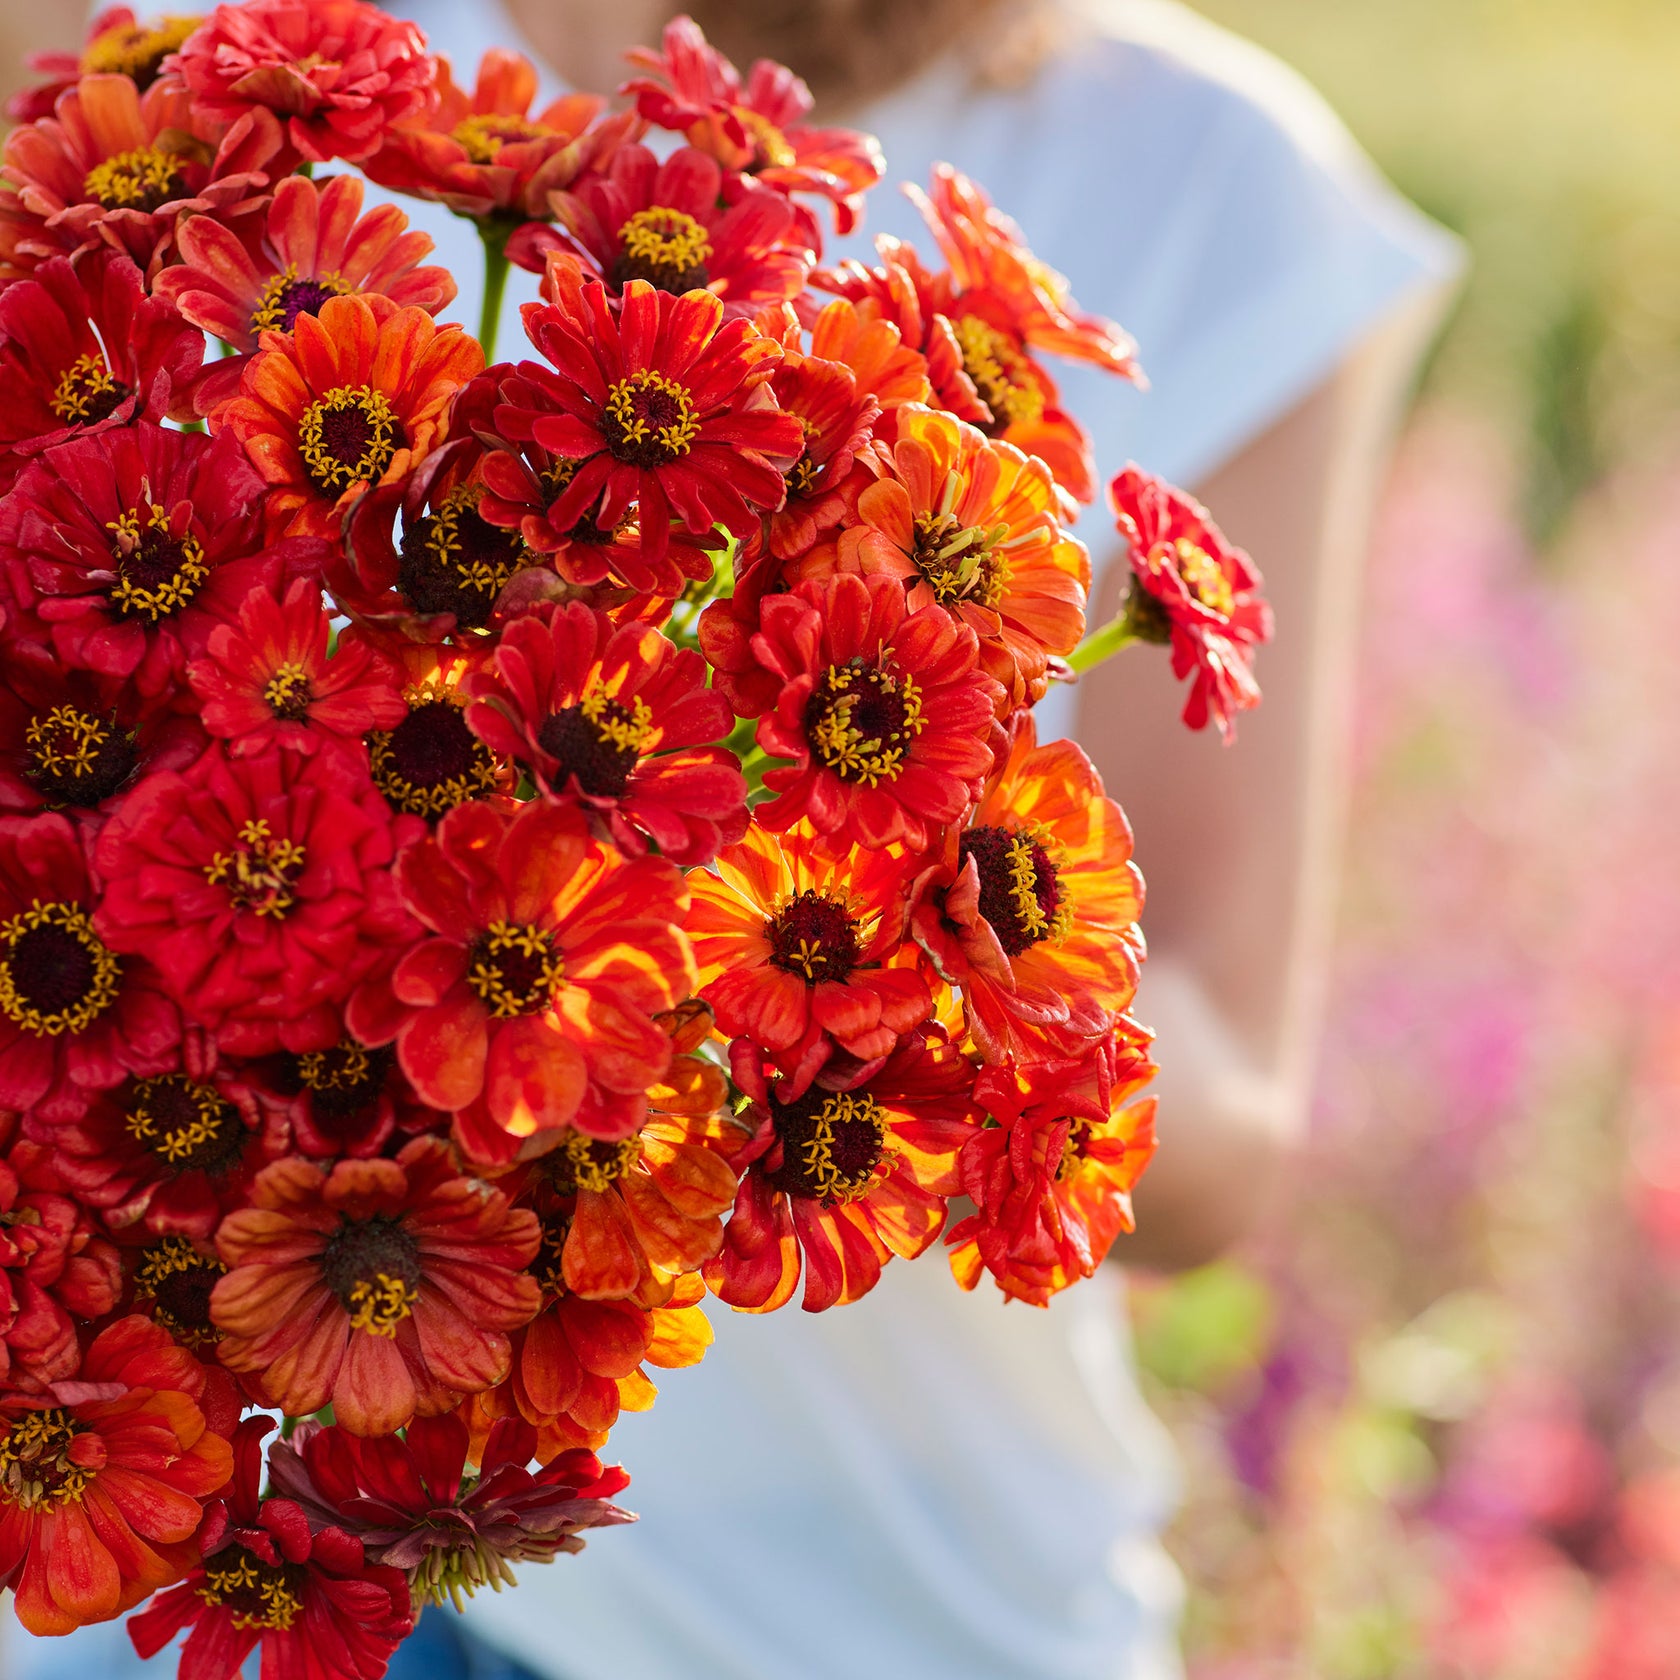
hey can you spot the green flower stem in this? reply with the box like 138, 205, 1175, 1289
1067, 617, 1141, 674
478, 222, 513, 364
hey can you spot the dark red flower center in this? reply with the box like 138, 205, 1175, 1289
22, 702, 140, 805
321, 1215, 422, 1337
204, 818, 306, 919
397, 485, 529, 629
368, 694, 500, 820
288, 1038, 395, 1119
108, 502, 210, 621
958, 824, 1067, 956
612, 207, 713, 294
132, 1236, 226, 1348
602, 370, 700, 468
82, 145, 186, 213
804, 658, 926, 784
49, 354, 127, 426
0, 1408, 93, 1512
912, 511, 1009, 610
124, 1075, 246, 1176
766, 1087, 888, 1205
466, 920, 564, 1019
197, 1545, 307, 1631
249, 267, 353, 336
531, 1212, 572, 1297
0, 900, 122, 1037
764, 889, 861, 983
82, 16, 199, 87
262, 663, 314, 721
536, 685, 653, 799
952, 314, 1044, 432
1055, 1119, 1093, 1182
299, 384, 403, 496
542, 1131, 642, 1196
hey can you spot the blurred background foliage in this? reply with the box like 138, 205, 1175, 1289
1129, 6, 1680, 1675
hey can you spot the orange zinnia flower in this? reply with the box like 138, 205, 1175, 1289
211, 1136, 542, 1436
0, 1314, 232, 1636
6, 8, 201, 124
686, 820, 933, 1097
794, 404, 1091, 712
911, 715, 1146, 1062
218, 292, 484, 539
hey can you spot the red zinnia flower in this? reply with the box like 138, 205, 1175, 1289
187, 576, 406, 758
157, 173, 457, 414
267, 1412, 632, 1609
1, 1126, 122, 1393
795, 404, 1089, 711
947, 1030, 1158, 1304
463, 602, 747, 866
911, 716, 1146, 1062
347, 800, 694, 1164
211, 1137, 541, 1435
623, 14, 885, 237
686, 820, 933, 1097
173, 0, 439, 167
218, 291, 484, 539
746, 569, 1002, 849
495, 270, 804, 570
0, 251, 201, 488
1110, 464, 1274, 742
0, 422, 312, 703
0, 813, 180, 1122
513, 143, 813, 312
5, 8, 202, 124
0, 1314, 233, 1636
94, 742, 415, 1056
122, 1232, 231, 1356
706, 1027, 978, 1313
363, 47, 630, 221
128, 1416, 412, 1679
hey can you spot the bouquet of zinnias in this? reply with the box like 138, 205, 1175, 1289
0, 4, 1273, 1673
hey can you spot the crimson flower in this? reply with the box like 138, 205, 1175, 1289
268, 1412, 632, 1609
173, 0, 440, 167
187, 576, 406, 757
1110, 464, 1274, 741
0, 251, 201, 489
623, 14, 885, 236
495, 268, 804, 570
0, 1315, 233, 1637
0, 813, 180, 1123
211, 1137, 541, 1435
347, 800, 694, 1164
747, 570, 1002, 850
94, 742, 415, 1056
128, 1417, 412, 1680
463, 602, 746, 866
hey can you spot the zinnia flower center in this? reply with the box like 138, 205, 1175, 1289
263, 662, 314, 720
83, 145, 186, 212
452, 112, 553, 163
804, 658, 926, 785
249, 265, 353, 336
197, 1546, 307, 1631
125, 1074, 245, 1173
1166, 538, 1236, 618
22, 702, 139, 805
467, 920, 564, 1019
613, 207, 713, 294
49, 353, 126, 425
783, 416, 824, 497
536, 683, 653, 798
368, 692, 500, 820
0, 1409, 94, 1512
298, 384, 402, 496
397, 484, 529, 630
204, 818, 306, 919
953, 314, 1045, 432
764, 889, 860, 983
736, 108, 798, 172
1056, 1119, 1093, 1182
767, 1088, 889, 1205
602, 370, 701, 467
545, 1130, 643, 1195
81, 16, 199, 86
292, 1038, 394, 1116
106, 501, 210, 620
958, 824, 1069, 956
132, 1236, 226, 1349
0, 900, 122, 1037
321, 1215, 422, 1337
911, 511, 1010, 610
